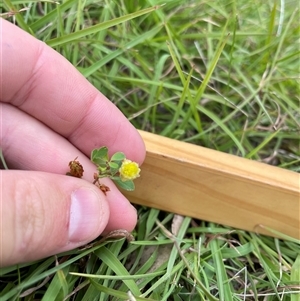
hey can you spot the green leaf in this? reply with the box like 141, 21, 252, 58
111, 152, 125, 162
108, 162, 119, 175
114, 179, 135, 191
97, 166, 108, 174
91, 147, 109, 167
108, 162, 119, 169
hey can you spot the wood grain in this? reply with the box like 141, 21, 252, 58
124, 131, 300, 239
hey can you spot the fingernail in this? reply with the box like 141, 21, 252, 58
69, 188, 103, 242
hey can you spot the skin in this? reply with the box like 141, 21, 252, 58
0, 19, 146, 267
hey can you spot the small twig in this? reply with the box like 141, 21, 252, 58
19, 275, 52, 297
0, 7, 30, 18
79, 229, 134, 250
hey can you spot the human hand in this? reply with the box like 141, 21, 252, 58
0, 19, 145, 267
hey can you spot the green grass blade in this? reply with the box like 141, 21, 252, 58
3, 0, 34, 34
82, 25, 162, 78
29, 0, 73, 31
166, 40, 203, 133
95, 247, 140, 295
89, 279, 156, 301
209, 236, 233, 301
47, 5, 163, 47
246, 129, 281, 159
193, 34, 229, 110
69, 270, 164, 280
291, 254, 300, 301
196, 104, 246, 156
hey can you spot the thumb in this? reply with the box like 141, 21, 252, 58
0, 170, 109, 267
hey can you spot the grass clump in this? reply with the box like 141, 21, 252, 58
1, 0, 299, 300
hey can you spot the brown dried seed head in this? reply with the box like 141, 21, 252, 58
66, 157, 84, 178
99, 183, 110, 195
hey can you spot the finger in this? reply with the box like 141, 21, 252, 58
1, 170, 110, 267
1, 103, 137, 234
0, 19, 145, 163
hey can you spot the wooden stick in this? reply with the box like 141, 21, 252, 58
124, 131, 300, 239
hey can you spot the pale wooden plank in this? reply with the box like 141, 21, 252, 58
124, 131, 300, 239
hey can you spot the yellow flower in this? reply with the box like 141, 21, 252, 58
119, 159, 141, 181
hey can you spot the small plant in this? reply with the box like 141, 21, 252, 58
67, 147, 141, 194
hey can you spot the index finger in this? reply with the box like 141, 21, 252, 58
0, 19, 145, 163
